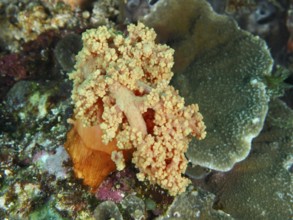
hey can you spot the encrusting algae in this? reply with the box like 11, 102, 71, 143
65, 23, 206, 196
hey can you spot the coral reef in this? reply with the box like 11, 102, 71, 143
0, 78, 99, 219
0, 2, 75, 52
225, 0, 289, 65
94, 201, 123, 220
142, 0, 273, 171
95, 168, 136, 203
90, 0, 120, 26
121, 195, 146, 220
123, 0, 151, 22
0, 53, 28, 101
0, 182, 43, 218
67, 22, 206, 196
45, 0, 87, 9
201, 99, 293, 219
0, 53, 27, 80
0, 0, 120, 52
158, 187, 233, 220
33, 146, 70, 180
0, 30, 65, 101
54, 33, 83, 72
0, 0, 292, 219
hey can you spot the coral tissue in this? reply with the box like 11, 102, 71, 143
66, 23, 206, 196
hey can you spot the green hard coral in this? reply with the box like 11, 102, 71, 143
206, 99, 293, 219
181, 33, 272, 171
157, 188, 233, 220
142, 0, 273, 171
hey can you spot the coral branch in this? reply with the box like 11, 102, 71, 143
108, 82, 147, 136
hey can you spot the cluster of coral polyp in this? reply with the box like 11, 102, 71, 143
66, 23, 206, 196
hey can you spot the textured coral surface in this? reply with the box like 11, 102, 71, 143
0, 0, 292, 219
143, 0, 273, 171
68, 23, 206, 196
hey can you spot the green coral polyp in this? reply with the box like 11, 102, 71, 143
142, 0, 273, 171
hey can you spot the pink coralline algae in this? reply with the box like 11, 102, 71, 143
0, 54, 27, 80
0, 53, 28, 100
96, 181, 125, 203
96, 168, 136, 203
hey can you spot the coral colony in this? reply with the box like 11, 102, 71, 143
1, 0, 292, 219
65, 23, 206, 196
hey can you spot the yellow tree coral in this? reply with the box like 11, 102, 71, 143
68, 23, 206, 196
